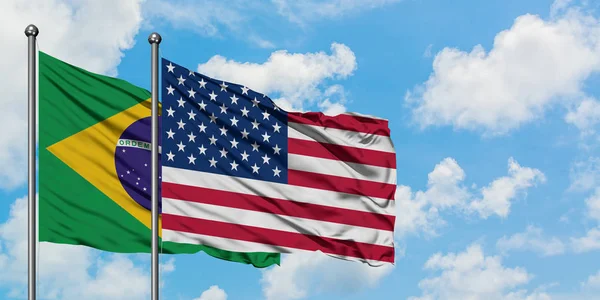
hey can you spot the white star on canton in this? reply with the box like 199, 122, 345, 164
241, 128, 250, 139
274, 105, 280, 111
167, 151, 175, 161
166, 129, 175, 139
188, 154, 197, 165
241, 151, 249, 161
230, 116, 239, 127
198, 100, 207, 111
252, 97, 260, 107
230, 138, 239, 148
198, 123, 207, 133
262, 111, 270, 120
188, 70, 195, 76
166, 85, 175, 95
251, 119, 260, 130
230, 161, 239, 171
209, 135, 218, 145
219, 103, 228, 114
209, 113, 218, 123
209, 157, 218, 167
219, 126, 228, 136
187, 110, 196, 120
209, 91, 218, 101
219, 148, 228, 158
187, 88, 196, 98
166, 107, 175, 117
273, 144, 281, 155
177, 141, 186, 152
177, 97, 185, 107
230, 94, 239, 104
198, 78, 207, 89
273, 166, 281, 177
251, 163, 260, 173
262, 154, 271, 164
262, 132, 271, 142
240, 107, 250, 117
251, 141, 260, 152
241, 86, 249, 95
177, 75, 186, 85
198, 145, 207, 155
177, 119, 186, 129
166, 63, 175, 73
220, 82, 228, 91
187, 132, 196, 142
272, 122, 281, 133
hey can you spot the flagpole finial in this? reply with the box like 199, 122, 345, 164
148, 32, 162, 44
24, 24, 39, 37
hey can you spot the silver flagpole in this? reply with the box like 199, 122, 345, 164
25, 24, 38, 300
148, 32, 162, 300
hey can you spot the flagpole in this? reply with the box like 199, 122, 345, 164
148, 32, 162, 300
25, 24, 39, 300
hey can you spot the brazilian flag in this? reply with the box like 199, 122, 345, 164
39, 51, 280, 267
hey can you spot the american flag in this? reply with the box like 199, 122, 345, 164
160, 58, 396, 265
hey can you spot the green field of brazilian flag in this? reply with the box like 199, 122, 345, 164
38, 51, 280, 268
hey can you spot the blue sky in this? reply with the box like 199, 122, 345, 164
2, 0, 600, 299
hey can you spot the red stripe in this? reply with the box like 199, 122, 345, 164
163, 182, 395, 231
288, 170, 396, 200
288, 112, 390, 136
162, 214, 395, 263
288, 138, 396, 169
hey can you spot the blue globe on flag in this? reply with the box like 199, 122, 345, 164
115, 116, 162, 212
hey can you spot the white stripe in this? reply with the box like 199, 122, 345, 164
288, 154, 396, 184
163, 198, 393, 246
163, 167, 395, 216
163, 229, 391, 266
288, 122, 395, 153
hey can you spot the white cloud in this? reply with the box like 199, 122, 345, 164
565, 97, 600, 135
582, 270, 600, 290
423, 44, 434, 58
496, 225, 566, 257
571, 228, 600, 253
396, 157, 545, 237
194, 285, 228, 300
468, 158, 546, 219
143, 0, 276, 49
317, 85, 348, 115
144, 0, 401, 46
503, 290, 553, 300
197, 43, 356, 112
0, 0, 145, 189
409, 244, 550, 300
406, 5, 600, 135
550, 0, 574, 17
569, 157, 600, 192
260, 251, 395, 300
143, 0, 243, 37
569, 175, 600, 253
0, 196, 161, 299
586, 188, 600, 222
272, 0, 402, 25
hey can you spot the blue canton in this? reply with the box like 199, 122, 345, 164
161, 58, 288, 183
